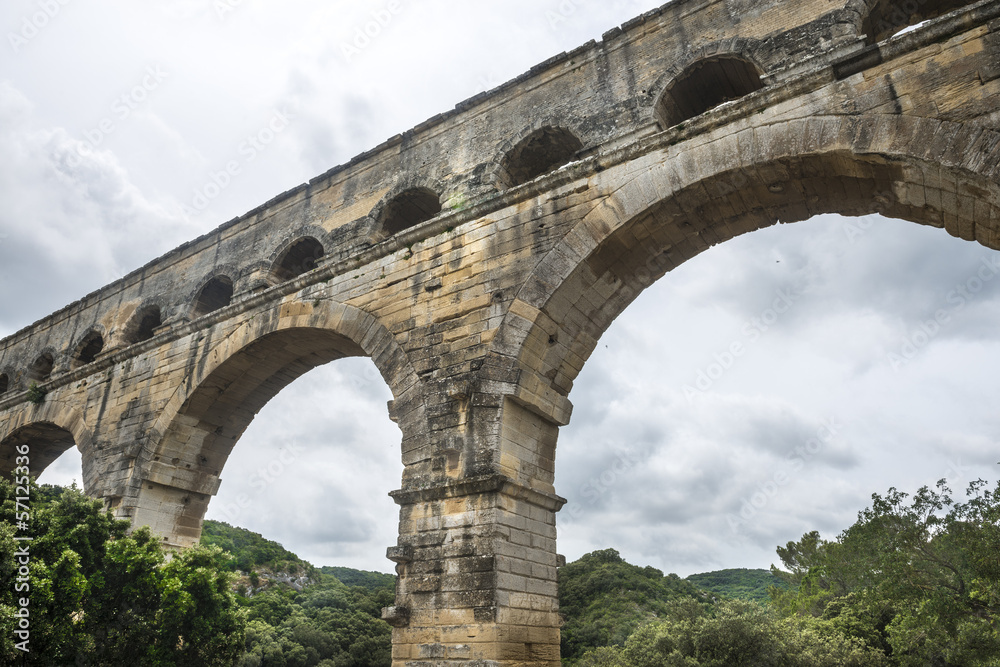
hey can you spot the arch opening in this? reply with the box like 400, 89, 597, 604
499, 127, 585, 189
192, 276, 234, 319
379, 188, 442, 237
655, 56, 764, 129
1, 422, 76, 478
271, 237, 325, 282
28, 353, 55, 382
862, 0, 974, 43
73, 331, 105, 368
530, 146, 1000, 593
137, 326, 381, 547
205, 356, 402, 570
0, 373, 8, 395
553, 209, 1000, 584
125, 305, 163, 344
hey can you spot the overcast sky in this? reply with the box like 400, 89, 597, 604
5, 0, 998, 578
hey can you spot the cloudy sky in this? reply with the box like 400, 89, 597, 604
4, 0, 998, 578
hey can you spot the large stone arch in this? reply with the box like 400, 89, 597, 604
123, 298, 428, 548
490, 114, 1000, 486
0, 401, 95, 489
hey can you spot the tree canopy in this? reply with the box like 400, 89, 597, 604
0, 478, 245, 665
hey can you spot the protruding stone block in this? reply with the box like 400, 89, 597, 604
381, 605, 410, 628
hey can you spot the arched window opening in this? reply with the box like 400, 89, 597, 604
863, 0, 971, 43
656, 56, 764, 129
0, 374, 8, 395
128, 305, 163, 344
29, 353, 55, 382
272, 238, 325, 282
192, 276, 234, 319
73, 332, 105, 368
380, 188, 442, 237
499, 127, 584, 189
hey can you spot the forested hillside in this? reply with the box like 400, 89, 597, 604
198, 521, 395, 666
685, 567, 792, 602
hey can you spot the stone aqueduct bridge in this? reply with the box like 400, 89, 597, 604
3, 0, 1000, 663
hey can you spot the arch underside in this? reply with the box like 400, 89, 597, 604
124, 298, 427, 548
0, 423, 76, 478
155, 328, 366, 482
510, 123, 1000, 403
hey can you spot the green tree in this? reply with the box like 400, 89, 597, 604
771, 479, 1000, 666
0, 478, 246, 665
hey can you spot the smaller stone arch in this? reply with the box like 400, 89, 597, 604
71, 328, 106, 369
496, 126, 585, 189
270, 236, 325, 283
0, 401, 95, 482
654, 53, 765, 129
852, 0, 976, 43
28, 351, 56, 383
191, 274, 235, 319
122, 303, 164, 345
375, 187, 443, 238
0, 372, 9, 395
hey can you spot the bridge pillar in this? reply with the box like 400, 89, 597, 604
385, 475, 565, 666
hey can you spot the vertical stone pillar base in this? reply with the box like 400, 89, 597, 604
119, 461, 221, 549
384, 474, 566, 667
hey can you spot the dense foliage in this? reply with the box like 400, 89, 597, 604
685, 567, 792, 602
318, 566, 395, 591
770, 479, 1000, 666
558, 548, 711, 663
573, 597, 886, 666
0, 478, 245, 665
236, 575, 393, 667
571, 479, 1000, 666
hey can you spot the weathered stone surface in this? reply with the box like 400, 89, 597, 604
2, 0, 999, 664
